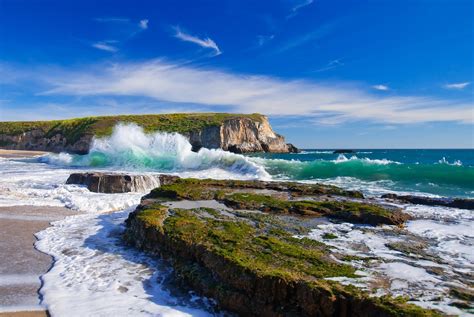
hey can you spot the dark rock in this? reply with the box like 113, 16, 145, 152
382, 193, 474, 210
66, 172, 165, 193
333, 149, 356, 154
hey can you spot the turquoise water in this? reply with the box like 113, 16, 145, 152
39, 124, 474, 198
250, 149, 474, 198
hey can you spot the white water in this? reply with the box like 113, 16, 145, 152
303, 203, 474, 315
0, 125, 472, 315
35, 209, 215, 316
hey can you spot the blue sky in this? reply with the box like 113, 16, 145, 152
0, 0, 472, 148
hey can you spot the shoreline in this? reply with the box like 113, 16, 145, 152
0, 205, 77, 316
0, 310, 48, 317
0, 150, 49, 159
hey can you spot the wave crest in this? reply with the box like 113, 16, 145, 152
40, 123, 270, 179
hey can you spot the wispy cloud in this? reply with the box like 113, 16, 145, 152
314, 59, 344, 72
35, 59, 472, 125
276, 21, 337, 53
91, 17, 149, 52
139, 19, 149, 30
257, 34, 275, 47
95, 17, 130, 23
173, 26, 221, 56
372, 84, 389, 91
287, 0, 314, 19
444, 82, 470, 90
92, 41, 118, 52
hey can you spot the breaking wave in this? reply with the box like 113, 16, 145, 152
39, 123, 270, 179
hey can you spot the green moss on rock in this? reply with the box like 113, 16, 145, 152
147, 178, 409, 226
125, 201, 441, 316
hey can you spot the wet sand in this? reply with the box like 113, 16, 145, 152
0, 206, 76, 314
0, 311, 48, 317
0, 150, 48, 159
0, 150, 75, 314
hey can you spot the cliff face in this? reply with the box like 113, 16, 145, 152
188, 116, 298, 153
0, 129, 93, 154
0, 114, 298, 154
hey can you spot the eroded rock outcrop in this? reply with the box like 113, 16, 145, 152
0, 129, 92, 154
189, 116, 298, 153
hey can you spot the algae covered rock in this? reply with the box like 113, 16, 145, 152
125, 199, 440, 316
124, 177, 439, 316
146, 178, 410, 226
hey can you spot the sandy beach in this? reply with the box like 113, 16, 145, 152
0, 150, 49, 159
0, 149, 74, 315
0, 205, 75, 315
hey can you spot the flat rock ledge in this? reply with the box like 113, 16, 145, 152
124, 178, 440, 316
382, 193, 474, 210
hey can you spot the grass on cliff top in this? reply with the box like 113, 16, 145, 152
0, 113, 266, 137
147, 178, 406, 225
134, 204, 441, 316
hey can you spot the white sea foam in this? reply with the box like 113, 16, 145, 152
35, 209, 216, 316
303, 210, 472, 315
438, 157, 463, 166
1, 143, 472, 315
333, 154, 400, 165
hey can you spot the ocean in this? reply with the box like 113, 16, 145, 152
0, 124, 472, 316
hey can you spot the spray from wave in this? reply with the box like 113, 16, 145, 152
40, 123, 270, 179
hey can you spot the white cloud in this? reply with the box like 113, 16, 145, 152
38, 59, 472, 125
92, 42, 118, 52
444, 82, 470, 90
139, 19, 149, 30
173, 27, 221, 56
314, 59, 343, 72
372, 84, 389, 91
288, 0, 314, 18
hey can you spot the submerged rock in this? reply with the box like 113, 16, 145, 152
382, 193, 474, 210
66, 172, 173, 193
124, 178, 440, 316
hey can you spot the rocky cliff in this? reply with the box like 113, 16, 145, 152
0, 113, 298, 154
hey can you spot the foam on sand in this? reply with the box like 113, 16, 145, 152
35, 208, 217, 316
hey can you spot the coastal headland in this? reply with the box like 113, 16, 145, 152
0, 113, 298, 154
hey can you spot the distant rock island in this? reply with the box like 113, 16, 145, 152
333, 149, 356, 154
0, 113, 298, 154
